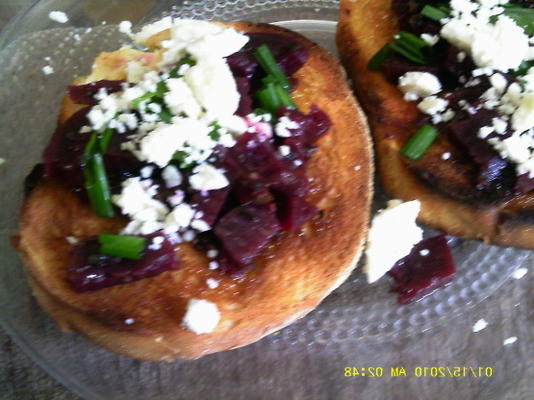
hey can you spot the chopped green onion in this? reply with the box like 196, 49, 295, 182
254, 44, 291, 90
83, 153, 114, 218
400, 125, 439, 161
503, 8, 534, 35
368, 43, 393, 70
368, 31, 432, 70
209, 122, 222, 141
256, 82, 282, 114
421, 4, 450, 21
171, 150, 194, 168
130, 92, 155, 109
513, 60, 534, 77
274, 85, 296, 109
98, 233, 147, 260
98, 127, 114, 153
158, 108, 173, 123
168, 57, 196, 78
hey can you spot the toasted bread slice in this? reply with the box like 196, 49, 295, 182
16, 22, 373, 360
337, 0, 534, 248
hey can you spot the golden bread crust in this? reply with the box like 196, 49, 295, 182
337, 0, 534, 248
17, 22, 373, 360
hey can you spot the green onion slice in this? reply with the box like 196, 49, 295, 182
368, 44, 393, 70
274, 85, 296, 109
98, 127, 115, 153
400, 125, 439, 161
168, 57, 196, 78
254, 44, 291, 90
83, 152, 115, 218
421, 4, 450, 22
503, 8, 534, 36
98, 233, 147, 260
256, 82, 282, 114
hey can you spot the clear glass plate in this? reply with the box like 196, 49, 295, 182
0, 1, 531, 399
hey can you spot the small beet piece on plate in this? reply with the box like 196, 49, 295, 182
214, 202, 280, 268
68, 233, 178, 292
388, 234, 455, 304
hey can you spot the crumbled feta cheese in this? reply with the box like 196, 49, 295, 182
417, 96, 449, 115
419, 249, 430, 256
398, 72, 442, 99
279, 145, 291, 156
184, 57, 240, 120
503, 336, 517, 345
66, 236, 79, 245
364, 200, 423, 283
490, 73, 508, 94
0, 157, 5, 165
118, 20, 132, 36
42, 65, 54, 75
113, 178, 168, 235
48, 11, 69, 23
191, 219, 211, 232
124, 318, 135, 325
512, 92, 534, 133
511, 267, 528, 280
472, 318, 488, 333
134, 16, 173, 45
275, 116, 299, 138
164, 78, 201, 118
189, 164, 229, 191
208, 261, 219, 270
206, 278, 219, 289
442, 152, 452, 160
182, 298, 220, 334
162, 165, 182, 188
165, 203, 196, 231
421, 33, 440, 46
207, 249, 218, 258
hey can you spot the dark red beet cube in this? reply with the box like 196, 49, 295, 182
388, 235, 455, 305
189, 186, 231, 226
68, 80, 125, 105
214, 202, 280, 267
68, 232, 179, 292
276, 195, 317, 232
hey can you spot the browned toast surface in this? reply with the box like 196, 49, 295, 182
337, 0, 534, 248
17, 21, 373, 360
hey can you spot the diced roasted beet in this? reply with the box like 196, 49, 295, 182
388, 235, 455, 304
189, 187, 231, 226
278, 105, 331, 149
235, 76, 253, 116
446, 111, 515, 195
214, 202, 280, 267
392, 0, 445, 33
382, 54, 441, 82
515, 173, 534, 194
68, 80, 125, 105
68, 232, 179, 292
227, 52, 258, 78
42, 107, 143, 190
42, 107, 92, 186
240, 33, 308, 77
232, 181, 274, 205
276, 195, 318, 232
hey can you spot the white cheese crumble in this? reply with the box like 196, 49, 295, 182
398, 72, 442, 100
189, 164, 229, 191
66, 236, 79, 245
472, 318, 489, 332
42, 65, 54, 75
421, 33, 440, 46
206, 278, 220, 289
364, 200, 423, 284
503, 336, 518, 345
48, 11, 69, 24
417, 96, 449, 115
124, 318, 135, 325
118, 21, 133, 36
441, 152, 451, 160
182, 298, 220, 334
511, 267, 528, 280
275, 116, 299, 137
0, 157, 5, 165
